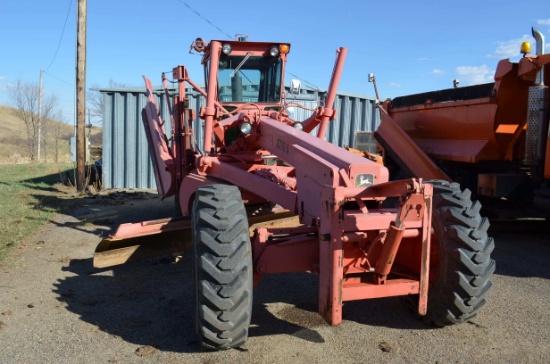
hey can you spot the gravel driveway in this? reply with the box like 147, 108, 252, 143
0, 191, 548, 363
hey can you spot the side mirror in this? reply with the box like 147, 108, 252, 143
290, 79, 301, 95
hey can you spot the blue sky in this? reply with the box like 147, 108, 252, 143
1, 0, 549, 124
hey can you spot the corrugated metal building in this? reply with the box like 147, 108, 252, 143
100, 86, 380, 189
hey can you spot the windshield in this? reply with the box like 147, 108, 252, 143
216, 54, 282, 103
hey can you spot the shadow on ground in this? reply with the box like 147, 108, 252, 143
49, 186, 550, 354
491, 231, 550, 279
41, 168, 549, 352
53, 251, 433, 354
20, 168, 176, 240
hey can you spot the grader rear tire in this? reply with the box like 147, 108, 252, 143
192, 184, 253, 350
425, 180, 495, 326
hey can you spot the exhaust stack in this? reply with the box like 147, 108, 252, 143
532, 27, 545, 85
525, 27, 549, 168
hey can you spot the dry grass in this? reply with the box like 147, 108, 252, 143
0, 105, 102, 164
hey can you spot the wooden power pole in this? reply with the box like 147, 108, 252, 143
76, 0, 87, 192
38, 70, 43, 161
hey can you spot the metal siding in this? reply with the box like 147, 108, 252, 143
102, 92, 113, 189
113, 93, 125, 188
127, 93, 137, 188
101, 87, 378, 189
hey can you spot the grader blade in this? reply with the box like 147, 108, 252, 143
93, 217, 192, 269
93, 211, 297, 269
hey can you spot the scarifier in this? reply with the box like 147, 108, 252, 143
94, 36, 494, 350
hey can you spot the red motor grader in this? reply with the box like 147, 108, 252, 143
94, 37, 494, 350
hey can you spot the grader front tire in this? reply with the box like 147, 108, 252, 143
425, 180, 496, 326
192, 185, 253, 350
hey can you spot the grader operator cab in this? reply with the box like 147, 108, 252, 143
94, 36, 494, 350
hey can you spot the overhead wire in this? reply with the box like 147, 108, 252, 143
177, 1, 320, 91
178, 1, 233, 40
44, 0, 74, 72
286, 71, 321, 91
43, 71, 74, 87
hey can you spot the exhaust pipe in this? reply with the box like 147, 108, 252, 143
532, 27, 545, 85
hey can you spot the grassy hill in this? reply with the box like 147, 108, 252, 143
0, 105, 102, 164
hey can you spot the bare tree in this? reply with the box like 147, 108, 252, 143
40, 93, 58, 162
8, 79, 57, 162
51, 110, 70, 163
42, 115, 53, 162
87, 79, 125, 124
87, 84, 103, 124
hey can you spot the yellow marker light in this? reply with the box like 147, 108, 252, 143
520, 41, 531, 55
279, 44, 290, 54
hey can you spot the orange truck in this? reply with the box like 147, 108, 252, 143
374, 27, 550, 213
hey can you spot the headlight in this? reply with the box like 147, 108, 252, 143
222, 43, 232, 55
240, 122, 252, 134
269, 46, 279, 57
293, 122, 304, 131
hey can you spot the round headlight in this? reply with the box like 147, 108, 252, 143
293, 122, 304, 131
240, 122, 252, 134
222, 43, 232, 55
269, 46, 279, 57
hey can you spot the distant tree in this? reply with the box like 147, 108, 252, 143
42, 115, 58, 163
42, 115, 50, 162
39, 94, 58, 163
87, 79, 126, 124
50, 111, 70, 163
7, 79, 57, 162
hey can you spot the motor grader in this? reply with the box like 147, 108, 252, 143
93, 36, 495, 350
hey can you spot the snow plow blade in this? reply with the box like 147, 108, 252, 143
93, 211, 298, 269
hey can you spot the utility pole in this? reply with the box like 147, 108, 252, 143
38, 70, 43, 161
76, 0, 87, 192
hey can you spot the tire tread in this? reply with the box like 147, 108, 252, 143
425, 180, 495, 326
193, 184, 252, 350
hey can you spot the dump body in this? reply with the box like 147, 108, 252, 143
386, 59, 549, 164
377, 30, 550, 199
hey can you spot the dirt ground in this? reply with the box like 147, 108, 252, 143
0, 191, 549, 364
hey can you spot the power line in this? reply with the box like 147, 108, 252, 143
176, 1, 319, 92
43, 71, 74, 87
178, 0, 233, 40
44, 0, 74, 72
286, 70, 321, 91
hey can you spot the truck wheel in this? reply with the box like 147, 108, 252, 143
192, 184, 253, 350
425, 180, 495, 326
